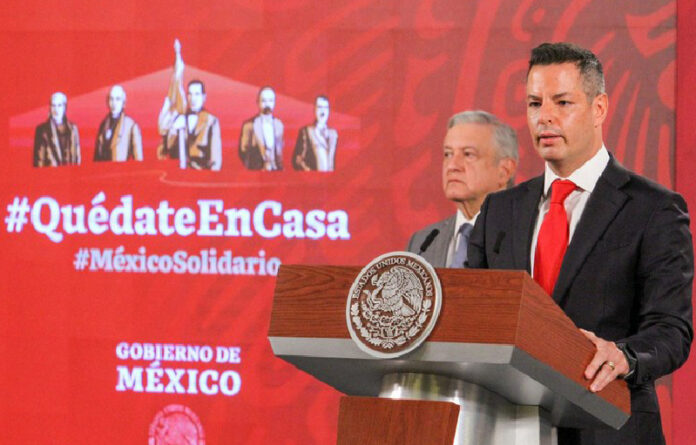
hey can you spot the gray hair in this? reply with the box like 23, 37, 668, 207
50, 91, 67, 105
109, 85, 126, 101
447, 110, 518, 160
447, 110, 518, 188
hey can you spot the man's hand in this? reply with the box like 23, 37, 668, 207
580, 328, 630, 392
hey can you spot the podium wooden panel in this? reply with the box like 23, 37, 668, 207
337, 397, 459, 445
269, 265, 631, 439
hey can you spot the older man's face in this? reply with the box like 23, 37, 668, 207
108, 87, 126, 117
442, 123, 507, 205
50, 96, 66, 124
315, 97, 330, 126
258, 89, 275, 115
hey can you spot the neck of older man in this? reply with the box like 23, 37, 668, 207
456, 198, 484, 220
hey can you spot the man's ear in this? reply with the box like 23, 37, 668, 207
593, 93, 608, 127
498, 157, 518, 188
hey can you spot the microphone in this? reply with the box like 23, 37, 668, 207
418, 229, 440, 254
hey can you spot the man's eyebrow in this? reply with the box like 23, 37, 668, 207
443, 145, 477, 150
526, 92, 571, 100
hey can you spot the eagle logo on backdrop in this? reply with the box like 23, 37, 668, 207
148, 404, 205, 445
347, 251, 442, 358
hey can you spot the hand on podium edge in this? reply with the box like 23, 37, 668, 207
580, 328, 630, 393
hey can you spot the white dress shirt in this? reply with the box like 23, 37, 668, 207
261, 115, 275, 149
529, 146, 610, 275
313, 125, 330, 171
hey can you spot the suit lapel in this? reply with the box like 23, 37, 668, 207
513, 176, 543, 273
49, 119, 63, 164
110, 114, 124, 160
552, 159, 630, 303
307, 125, 319, 162
433, 215, 455, 267
194, 111, 210, 138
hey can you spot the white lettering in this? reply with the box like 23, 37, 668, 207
306, 210, 326, 239
254, 200, 281, 238
23, 194, 350, 242
199, 370, 219, 395
198, 200, 223, 236
110, 195, 134, 235
31, 196, 63, 242
219, 371, 242, 396
115, 366, 144, 392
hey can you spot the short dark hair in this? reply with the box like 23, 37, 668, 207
188, 79, 206, 94
528, 42, 605, 98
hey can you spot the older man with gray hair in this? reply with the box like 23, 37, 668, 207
406, 110, 518, 267
94, 85, 143, 162
33, 91, 81, 167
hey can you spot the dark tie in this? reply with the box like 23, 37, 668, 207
452, 223, 473, 268
533, 179, 577, 296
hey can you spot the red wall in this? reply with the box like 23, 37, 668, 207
674, 1, 696, 444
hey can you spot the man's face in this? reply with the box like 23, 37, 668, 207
315, 97, 330, 126
188, 83, 206, 113
258, 89, 275, 115
442, 123, 507, 205
108, 87, 125, 116
526, 62, 605, 174
50, 96, 66, 124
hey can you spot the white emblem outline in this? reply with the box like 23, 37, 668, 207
148, 403, 205, 445
346, 251, 442, 359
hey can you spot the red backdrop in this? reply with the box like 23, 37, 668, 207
0, 0, 692, 443
674, 1, 696, 445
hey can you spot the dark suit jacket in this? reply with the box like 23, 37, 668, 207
468, 157, 693, 445
33, 118, 80, 167
406, 215, 456, 267
292, 125, 338, 171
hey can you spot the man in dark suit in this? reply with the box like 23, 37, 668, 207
468, 42, 693, 445
292, 95, 338, 172
407, 110, 518, 267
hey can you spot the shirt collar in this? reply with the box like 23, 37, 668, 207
543, 145, 610, 196
455, 208, 478, 230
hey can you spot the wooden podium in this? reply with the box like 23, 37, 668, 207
269, 265, 630, 445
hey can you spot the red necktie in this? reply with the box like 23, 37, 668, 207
534, 179, 577, 296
